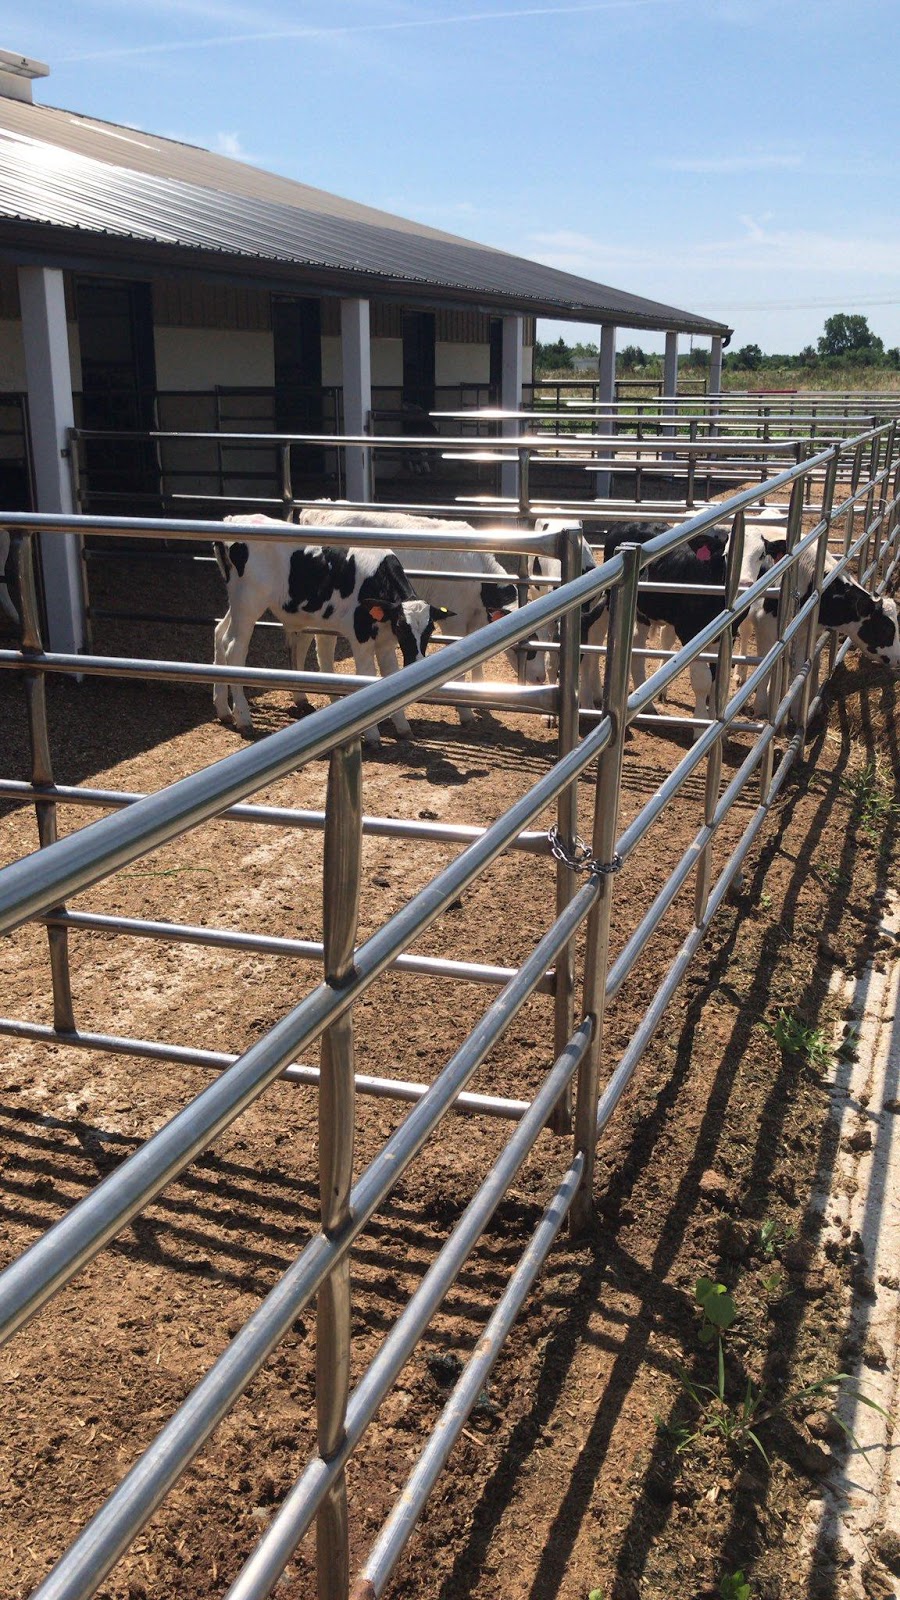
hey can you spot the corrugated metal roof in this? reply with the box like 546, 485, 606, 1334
0, 97, 730, 336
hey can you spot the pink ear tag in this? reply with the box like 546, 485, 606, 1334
696, 543, 712, 562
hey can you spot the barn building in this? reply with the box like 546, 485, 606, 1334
0, 48, 731, 649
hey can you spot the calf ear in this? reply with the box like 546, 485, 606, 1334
430, 604, 455, 620
762, 537, 788, 561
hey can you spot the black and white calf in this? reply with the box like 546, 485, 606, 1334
213, 515, 449, 744
598, 523, 736, 720
743, 532, 900, 714
295, 504, 549, 726
530, 521, 606, 708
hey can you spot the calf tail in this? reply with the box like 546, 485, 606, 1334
213, 541, 231, 583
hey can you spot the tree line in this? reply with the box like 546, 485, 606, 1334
534, 315, 900, 376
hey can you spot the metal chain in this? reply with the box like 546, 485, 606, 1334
547, 824, 623, 877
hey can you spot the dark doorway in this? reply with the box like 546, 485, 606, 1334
402, 311, 436, 414
273, 297, 324, 480
489, 318, 503, 401
75, 278, 159, 509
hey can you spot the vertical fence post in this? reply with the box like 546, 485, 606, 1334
316, 737, 363, 1600
281, 442, 294, 518
570, 544, 641, 1234
9, 530, 76, 1032
757, 476, 806, 800
797, 447, 840, 735
860, 430, 882, 589
550, 523, 584, 1134
694, 507, 745, 926
870, 422, 895, 587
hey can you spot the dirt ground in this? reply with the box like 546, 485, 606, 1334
0, 553, 898, 1600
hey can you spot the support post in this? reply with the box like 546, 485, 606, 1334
340, 298, 372, 503
694, 508, 745, 926
500, 315, 524, 506
316, 739, 363, 1600
550, 523, 584, 1134
9, 530, 76, 1031
797, 448, 840, 735
662, 330, 678, 433
594, 323, 616, 501
709, 335, 723, 436
17, 266, 85, 654
570, 544, 641, 1233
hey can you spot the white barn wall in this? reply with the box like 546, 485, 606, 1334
371, 338, 403, 387
435, 341, 490, 386
153, 327, 273, 390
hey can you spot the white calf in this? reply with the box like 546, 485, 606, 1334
295, 505, 548, 726
213, 515, 447, 744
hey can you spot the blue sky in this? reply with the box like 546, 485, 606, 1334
7, 0, 900, 354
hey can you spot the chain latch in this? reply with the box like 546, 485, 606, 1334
547, 824, 623, 877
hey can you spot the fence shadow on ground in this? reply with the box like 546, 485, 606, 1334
429, 667, 898, 1600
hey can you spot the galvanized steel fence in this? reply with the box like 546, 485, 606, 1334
0, 416, 898, 1599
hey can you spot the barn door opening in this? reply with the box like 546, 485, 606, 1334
75, 278, 159, 510
273, 296, 324, 482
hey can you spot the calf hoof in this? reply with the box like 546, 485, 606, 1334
457, 707, 477, 729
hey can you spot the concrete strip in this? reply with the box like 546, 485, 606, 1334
799, 892, 900, 1598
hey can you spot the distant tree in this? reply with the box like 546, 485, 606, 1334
534, 337, 573, 373
799, 345, 818, 364
572, 341, 599, 359
681, 347, 710, 370
734, 343, 763, 370
817, 313, 884, 361
618, 344, 647, 369
886, 348, 900, 370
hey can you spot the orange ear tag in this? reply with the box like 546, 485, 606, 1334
488, 608, 507, 621
368, 604, 386, 621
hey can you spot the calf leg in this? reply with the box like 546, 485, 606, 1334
372, 634, 413, 740
213, 611, 234, 722
221, 607, 258, 733
287, 629, 316, 708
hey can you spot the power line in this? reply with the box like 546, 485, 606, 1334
712, 294, 900, 313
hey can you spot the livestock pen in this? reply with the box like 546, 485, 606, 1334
0, 418, 899, 1599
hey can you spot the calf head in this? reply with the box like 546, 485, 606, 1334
686, 528, 728, 565
364, 598, 452, 665
854, 593, 900, 669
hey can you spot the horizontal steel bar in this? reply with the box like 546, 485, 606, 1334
26, 882, 600, 1600
0, 720, 610, 1350
353, 1154, 585, 1600
41, 908, 550, 992
595, 725, 807, 1140
0, 649, 555, 716
0, 782, 552, 856
0, 564, 620, 938
225, 1021, 592, 1600
0, 508, 561, 558
0, 1019, 532, 1121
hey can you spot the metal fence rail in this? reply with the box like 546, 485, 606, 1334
0, 416, 899, 1600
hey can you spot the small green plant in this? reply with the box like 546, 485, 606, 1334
588, 1589, 605, 1600
662, 1279, 890, 1466
842, 761, 899, 841
758, 1217, 796, 1259
759, 890, 772, 911
759, 1267, 784, 1294
821, 862, 848, 888
720, 1572, 752, 1600
765, 1009, 832, 1071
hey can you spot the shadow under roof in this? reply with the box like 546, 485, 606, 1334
0, 96, 730, 338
